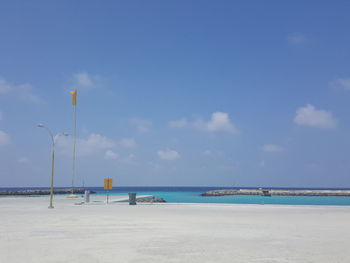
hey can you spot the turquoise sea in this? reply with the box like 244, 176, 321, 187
2, 186, 350, 206
90, 187, 350, 206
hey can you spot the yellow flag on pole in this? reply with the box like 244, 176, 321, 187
70, 90, 77, 105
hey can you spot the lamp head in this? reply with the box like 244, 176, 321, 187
37, 123, 44, 128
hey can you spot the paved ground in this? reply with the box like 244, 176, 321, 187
1, 195, 350, 263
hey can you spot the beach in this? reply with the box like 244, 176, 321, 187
1, 195, 350, 263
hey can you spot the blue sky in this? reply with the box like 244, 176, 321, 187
1, 0, 350, 187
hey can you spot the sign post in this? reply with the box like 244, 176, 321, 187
104, 178, 113, 204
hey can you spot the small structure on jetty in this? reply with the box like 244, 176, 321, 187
260, 189, 271, 196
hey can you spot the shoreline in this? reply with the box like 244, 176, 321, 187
2, 194, 350, 207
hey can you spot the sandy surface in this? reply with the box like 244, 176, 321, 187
1, 195, 350, 263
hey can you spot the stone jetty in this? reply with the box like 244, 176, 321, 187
0, 188, 94, 196
136, 196, 166, 203
201, 189, 350, 197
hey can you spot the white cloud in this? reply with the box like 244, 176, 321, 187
0, 130, 11, 146
18, 157, 30, 164
287, 33, 306, 45
0, 78, 12, 94
149, 162, 161, 170
119, 154, 137, 165
78, 134, 115, 156
294, 104, 337, 129
130, 118, 152, 132
57, 133, 115, 157
330, 78, 350, 90
157, 149, 180, 161
203, 150, 213, 156
57, 133, 137, 159
104, 150, 119, 160
72, 72, 101, 90
0, 77, 42, 104
195, 112, 236, 134
118, 138, 137, 148
168, 118, 188, 128
17, 83, 43, 104
202, 150, 224, 157
262, 144, 284, 152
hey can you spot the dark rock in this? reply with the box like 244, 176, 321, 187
136, 196, 166, 203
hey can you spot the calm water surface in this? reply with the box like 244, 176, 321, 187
91, 187, 350, 206
2, 186, 350, 206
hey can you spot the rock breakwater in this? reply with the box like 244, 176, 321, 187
136, 196, 166, 203
201, 189, 350, 197
0, 188, 94, 196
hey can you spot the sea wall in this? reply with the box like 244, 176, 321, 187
201, 189, 350, 197
0, 188, 94, 196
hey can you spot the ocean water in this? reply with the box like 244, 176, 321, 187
90, 186, 350, 206
2, 186, 350, 206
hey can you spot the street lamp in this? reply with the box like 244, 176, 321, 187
37, 123, 68, 209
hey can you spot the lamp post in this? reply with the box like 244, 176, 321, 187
37, 124, 68, 209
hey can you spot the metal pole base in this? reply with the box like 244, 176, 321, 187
48, 206, 54, 209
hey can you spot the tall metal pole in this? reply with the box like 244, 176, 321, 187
37, 124, 67, 208
49, 148, 55, 209
71, 100, 77, 195
45, 126, 55, 209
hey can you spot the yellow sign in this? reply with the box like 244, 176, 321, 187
104, 178, 113, 190
70, 90, 77, 105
